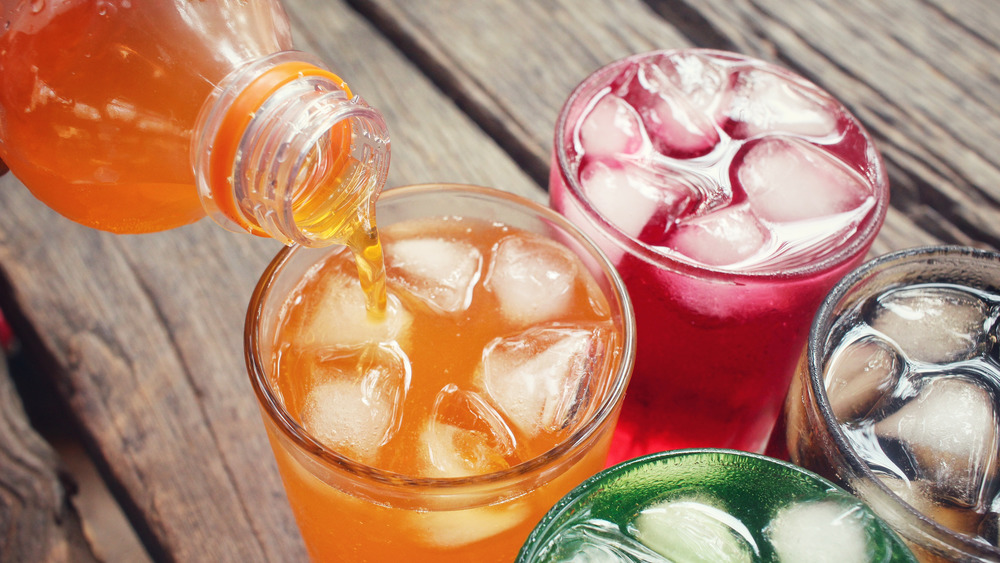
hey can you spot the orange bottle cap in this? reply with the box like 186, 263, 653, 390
209, 62, 352, 236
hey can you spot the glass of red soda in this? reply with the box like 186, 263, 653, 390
550, 49, 889, 464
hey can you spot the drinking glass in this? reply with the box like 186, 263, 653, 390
550, 49, 889, 464
245, 184, 636, 562
785, 246, 1000, 562
518, 448, 916, 562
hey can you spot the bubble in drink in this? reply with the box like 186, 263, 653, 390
385, 236, 483, 314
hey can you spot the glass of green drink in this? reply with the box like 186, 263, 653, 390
517, 449, 916, 562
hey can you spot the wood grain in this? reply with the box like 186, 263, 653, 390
649, 0, 1000, 249
353, 0, 985, 253
0, 1, 545, 560
0, 351, 97, 563
0, 1, 996, 560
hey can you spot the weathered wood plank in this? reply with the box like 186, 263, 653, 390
353, 0, 974, 253
0, 192, 286, 562
0, 1, 544, 561
647, 0, 1000, 249
351, 0, 692, 184
286, 0, 542, 200
0, 351, 98, 563
1, 1, 993, 560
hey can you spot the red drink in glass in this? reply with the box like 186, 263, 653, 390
550, 49, 888, 465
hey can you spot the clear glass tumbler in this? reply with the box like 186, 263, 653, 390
245, 184, 636, 562
550, 49, 889, 464
518, 448, 916, 562
785, 246, 1000, 562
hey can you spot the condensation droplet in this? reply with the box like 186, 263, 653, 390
96, 1, 117, 16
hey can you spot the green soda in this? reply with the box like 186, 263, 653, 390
518, 449, 916, 562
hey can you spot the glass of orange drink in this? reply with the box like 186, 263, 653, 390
245, 184, 635, 562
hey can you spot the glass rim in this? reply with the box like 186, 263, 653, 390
553, 47, 890, 282
807, 244, 1000, 558
244, 183, 637, 493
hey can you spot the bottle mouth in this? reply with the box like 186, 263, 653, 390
193, 52, 391, 247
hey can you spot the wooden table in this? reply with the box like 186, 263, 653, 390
1, 1, 996, 560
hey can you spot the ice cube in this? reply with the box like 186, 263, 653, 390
579, 158, 698, 245
297, 264, 412, 348
478, 324, 609, 436
550, 543, 637, 563
874, 376, 1000, 509
407, 501, 532, 548
765, 499, 874, 563
875, 476, 985, 539
662, 203, 768, 267
619, 59, 721, 158
824, 336, 903, 423
723, 67, 840, 140
737, 137, 871, 225
630, 497, 757, 563
867, 286, 991, 364
577, 92, 646, 157
420, 384, 518, 478
385, 236, 482, 314
542, 518, 667, 563
299, 342, 411, 464
483, 233, 587, 326
650, 51, 729, 117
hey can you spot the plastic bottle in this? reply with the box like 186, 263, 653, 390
0, 0, 390, 247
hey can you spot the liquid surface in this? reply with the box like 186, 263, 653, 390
273, 216, 620, 475
524, 452, 914, 563
824, 282, 1000, 550
551, 49, 884, 464
564, 50, 881, 272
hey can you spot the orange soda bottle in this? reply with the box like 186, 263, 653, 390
0, 0, 390, 247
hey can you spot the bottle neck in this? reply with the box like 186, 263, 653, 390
193, 52, 390, 247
